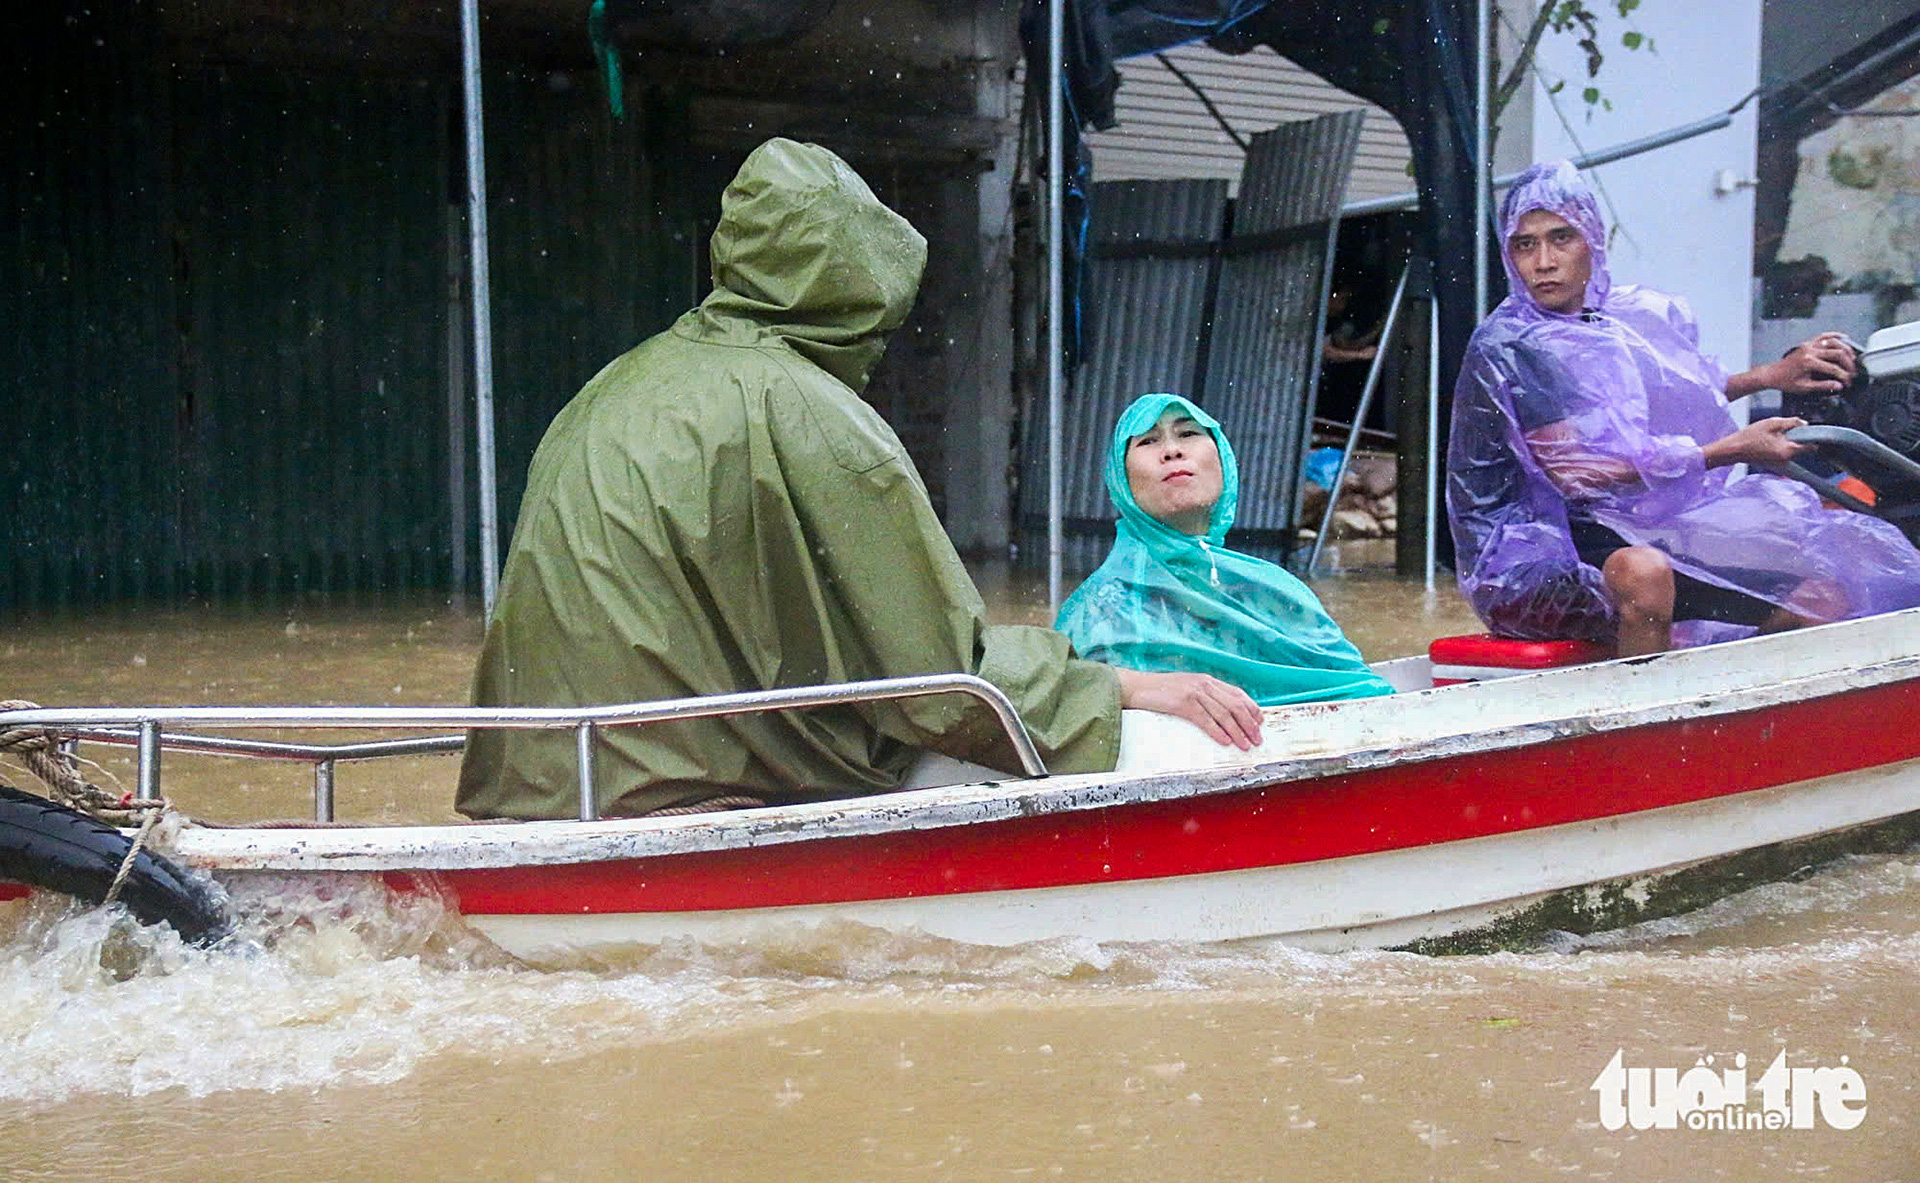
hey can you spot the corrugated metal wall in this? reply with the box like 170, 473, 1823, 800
1085, 44, 1412, 204
1017, 110, 1361, 571
3, 5, 180, 608
1016, 179, 1228, 571
0, 6, 685, 610
1203, 109, 1364, 559
167, 66, 449, 602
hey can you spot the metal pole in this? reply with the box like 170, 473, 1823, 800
1474, 0, 1491, 321
461, 0, 502, 615
138, 719, 160, 804
314, 759, 336, 823
1338, 110, 1737, 218
575, 722, 598, 821
1425, 298, 1440, 593
446, 208, 470, 599
1306, 264, 1410, 577
1045, 0, 1066, 613
1562, 111, 1735, 174
1293, 192, 1350, 573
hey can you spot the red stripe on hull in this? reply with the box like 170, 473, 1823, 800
0, 883, 28, 902
409, 678, 1914, 916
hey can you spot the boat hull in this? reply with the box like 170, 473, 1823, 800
7, 610, 1920, 960
438, 686, 1920, 960
463, 792, 1920, 962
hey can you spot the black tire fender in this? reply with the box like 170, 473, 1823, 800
0, 782, 230, 946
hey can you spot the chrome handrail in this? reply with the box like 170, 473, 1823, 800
0, 673, 1048, 823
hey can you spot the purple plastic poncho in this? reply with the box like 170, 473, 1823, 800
1446, 161, 1920, 643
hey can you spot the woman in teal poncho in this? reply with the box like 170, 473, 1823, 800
1056, 393, 1395, 706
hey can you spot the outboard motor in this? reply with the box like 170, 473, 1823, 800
1783, 321, 1920, 458
1781, 319, 1920, 544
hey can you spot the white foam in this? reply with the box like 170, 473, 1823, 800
4, 846, 1916, 1106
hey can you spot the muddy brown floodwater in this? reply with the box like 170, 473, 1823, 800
2, 556, 1916, 1179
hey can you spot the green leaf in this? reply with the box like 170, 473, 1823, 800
1547, 80, 1566, 94
1480, 1017, 1523, 1028
1582, 85, 1601, 105
1622, 31, 1642, 49
1616, 0, 1640, 12
1373, 17, 1390, 34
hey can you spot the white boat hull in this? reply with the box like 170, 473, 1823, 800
464, 757, 1920, 961
7, 608, 1920, 960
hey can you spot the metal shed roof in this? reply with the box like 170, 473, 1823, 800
1082, 43, 1413, 203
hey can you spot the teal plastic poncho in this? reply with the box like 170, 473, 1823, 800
1055, 394, 1395, 705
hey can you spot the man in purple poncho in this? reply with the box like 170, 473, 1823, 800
1448, 161, 1920, 655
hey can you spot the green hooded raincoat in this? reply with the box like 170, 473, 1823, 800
457, 139, 1120, 820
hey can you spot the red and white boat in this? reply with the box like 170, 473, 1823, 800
4, 606, 1919, 962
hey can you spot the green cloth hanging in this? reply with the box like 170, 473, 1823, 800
588, 0, 625, 121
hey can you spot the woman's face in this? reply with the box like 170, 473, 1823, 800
1125, 409, 1223, 536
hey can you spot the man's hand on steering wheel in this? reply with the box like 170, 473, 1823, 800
1705, 417, 1811, 469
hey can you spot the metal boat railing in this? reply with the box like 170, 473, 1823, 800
0, 674, 1047, 823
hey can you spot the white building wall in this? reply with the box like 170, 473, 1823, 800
1527, 0, 1763, 373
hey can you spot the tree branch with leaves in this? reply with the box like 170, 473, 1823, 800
1489, 0, 1654, 151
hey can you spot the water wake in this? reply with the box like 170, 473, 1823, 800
3, 848, 1915, 1106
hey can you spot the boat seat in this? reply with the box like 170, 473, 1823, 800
1428, 633, 1612, 686
903, 708, 1251, 786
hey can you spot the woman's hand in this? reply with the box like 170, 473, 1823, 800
1112, 667, 1264, 751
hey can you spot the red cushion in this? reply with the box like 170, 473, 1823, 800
1428, 632, 1611, 669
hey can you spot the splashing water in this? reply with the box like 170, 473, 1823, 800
4, 848, 1919, 1112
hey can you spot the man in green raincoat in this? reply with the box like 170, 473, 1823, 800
458, 139, 1259, 820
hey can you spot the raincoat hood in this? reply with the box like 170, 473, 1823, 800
1498, 160, 1611, 315
1058, 394, 1394, 708
1106, 392, 1239, 550
693, 138, 928, 392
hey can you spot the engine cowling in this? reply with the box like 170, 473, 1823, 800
1785, 319, 1920, 463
